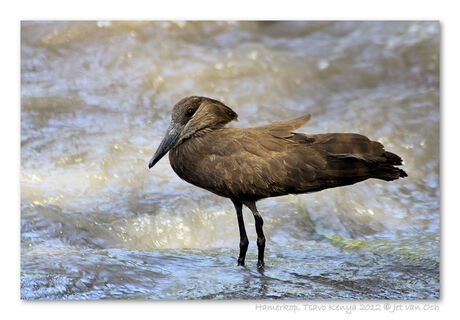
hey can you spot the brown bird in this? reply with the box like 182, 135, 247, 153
149, 96, 407, 268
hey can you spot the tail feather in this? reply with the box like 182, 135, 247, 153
372, 164, 408, 181
298, 133, 408, 190
373, 150, 407, 181
325, 152, 408, 181
316, 134, 408, 182
383, 151, 403, 165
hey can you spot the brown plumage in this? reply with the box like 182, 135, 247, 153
149, 96, 407, 268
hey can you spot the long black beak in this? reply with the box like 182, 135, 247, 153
149, 123, 181, 169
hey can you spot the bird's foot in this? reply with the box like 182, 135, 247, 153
257, 261, 265, 269
237, 258, 245, 266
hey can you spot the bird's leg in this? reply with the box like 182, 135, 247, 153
244, 201, 265, 269
232, 199, 248, 266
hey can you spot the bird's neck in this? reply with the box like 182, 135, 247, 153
169, 128, 218, 182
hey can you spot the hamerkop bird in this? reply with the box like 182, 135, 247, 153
149, 96, 407, 268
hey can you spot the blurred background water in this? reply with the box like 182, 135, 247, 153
20, 21, 439, 300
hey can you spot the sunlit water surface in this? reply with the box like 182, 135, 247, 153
21, 21, 439, 300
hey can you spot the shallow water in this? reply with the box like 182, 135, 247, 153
20, 21, 440, 300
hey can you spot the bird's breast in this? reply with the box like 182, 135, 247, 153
168, 143, 197, 183
168, 137, 229, 197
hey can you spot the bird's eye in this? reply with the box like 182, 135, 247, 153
186, 108, 196, 117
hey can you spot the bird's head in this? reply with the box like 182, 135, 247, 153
149, 96, 238, 169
